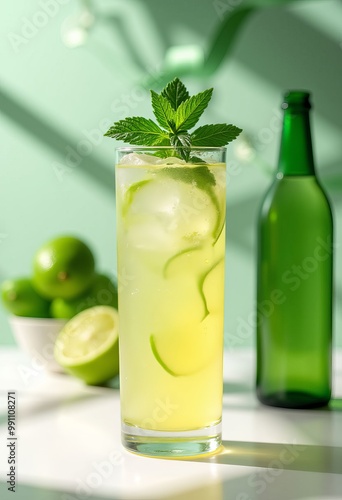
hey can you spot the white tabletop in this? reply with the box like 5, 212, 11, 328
0, 347, 342, 500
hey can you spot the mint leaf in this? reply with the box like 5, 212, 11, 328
104, 117, 169, 146
191, 124, 242, 146
161, 78, 190, 110
151, 91, 176, 132
175, 89, 213, 131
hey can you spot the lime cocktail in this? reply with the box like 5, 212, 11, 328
116, 147, 226, 457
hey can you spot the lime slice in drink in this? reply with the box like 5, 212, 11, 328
163, 245, 214, 319
163, 250, 224, 321
149, 315, 221, 377
54, 306, 119, 385
150, 335, 179, 377
199, 258, 225, 318
122, 179, 152, 217
163, 245, 203, 279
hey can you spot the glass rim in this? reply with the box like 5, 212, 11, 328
116, 146, 227, 152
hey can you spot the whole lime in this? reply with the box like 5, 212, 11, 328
33, 236, 95, 300
1, 278, 51, 318
51, 273, 118, 319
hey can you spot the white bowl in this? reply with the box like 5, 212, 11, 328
9, 316, 67, 373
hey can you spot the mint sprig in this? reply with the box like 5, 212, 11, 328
104, 77, 242, 160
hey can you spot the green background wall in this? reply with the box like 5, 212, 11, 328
1, 0, 341, 347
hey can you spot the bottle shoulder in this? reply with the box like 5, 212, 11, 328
259, 175, 333, 223
261, 175, 331, 205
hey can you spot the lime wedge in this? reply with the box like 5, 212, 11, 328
54, 306, 119, 385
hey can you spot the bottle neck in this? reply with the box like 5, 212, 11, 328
277, 106, 315, 176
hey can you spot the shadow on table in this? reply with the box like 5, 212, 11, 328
0, 392, 103, 427
327, 398, 342, 411
223, 381, 253, 394
2, 467, 342, 500
222, 396, 342, 411
194, 440, 342, 475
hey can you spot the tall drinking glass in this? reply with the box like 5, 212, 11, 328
115, 147, 226, 457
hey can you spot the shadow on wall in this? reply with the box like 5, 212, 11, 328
0, 87, 114, 194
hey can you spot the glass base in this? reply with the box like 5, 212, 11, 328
121, 421, 222, 458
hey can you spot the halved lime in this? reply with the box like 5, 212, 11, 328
54, 306, 119, 385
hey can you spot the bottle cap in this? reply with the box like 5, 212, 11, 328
282, 91, 311, 110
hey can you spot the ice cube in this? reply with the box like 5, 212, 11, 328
119, 153, 161, 166
125, 177, 217, 251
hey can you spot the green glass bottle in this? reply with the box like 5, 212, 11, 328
256, 91, 333, 408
